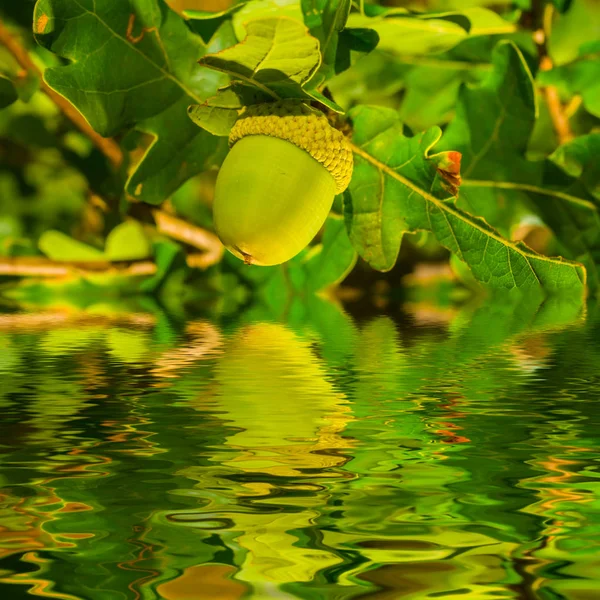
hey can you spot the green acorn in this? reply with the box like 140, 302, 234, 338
214, 101, 353, 266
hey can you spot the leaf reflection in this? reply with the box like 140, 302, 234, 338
0, 296, 598, 599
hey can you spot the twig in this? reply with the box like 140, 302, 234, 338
0, 256, 156, 278
153, 209, 224, 269
0, 20, 123, 168
0, 212, 225, 278
534, 3, 574, 145
564, 95, 582, 119
0, 311, 156, 330
541, 62, 574, 145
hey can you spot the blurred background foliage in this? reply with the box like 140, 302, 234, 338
0, 0, 598, 319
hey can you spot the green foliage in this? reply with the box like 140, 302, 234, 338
301, 0, 351, 83
184, 3, 246, 43
0, 0, 599, 307
33, 0, 227, 204
347, 104, 585, 297
105, 221, 152, 261
539, 41, 600, 118
0, 74, 18, 109
200, 18, 320, 96
38, 221, 151, 262
188, 87, 248, 136
224, 215, 357, 314
436, 41, 600, 291
38, 230, 105, 262
347, 7, 514, 56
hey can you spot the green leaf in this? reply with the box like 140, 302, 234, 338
440, 41, 538, 228
198, 17, 321, 100
187, 85, 270, 136
125, 95, 228, 204
301, 0, 351, 83
346, 104, 586, 297
188, 98, 240, 137
230, 0, 305, 42
34, 0, 226, 205
538, 41, 600, 118
334, 27, 380, 75
327, 49, 407, 111
531, 135, 600, 286
347, 8, 515, 56
39, 230, 105, 262
437, 41, 600, 292
549, 133, 600, 200
105, 221, 152, 261
551, 0, 574, 12
346, 106, 457, 271
224, 216, 356, 304
302, 215, 357, 293
0, 74, 18, 109
548, 0, 600, 66
346, 11, 465, 56
184, 3, 247, 44
139, 240, 184, 293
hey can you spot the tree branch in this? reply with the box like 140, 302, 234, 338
533, 3, 574, 145
0, 257, 156, 278
0, 311, 156, 330
153, 209, 224, 269
0, 20, 123, 168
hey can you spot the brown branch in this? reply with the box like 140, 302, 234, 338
0, 20, 123, 168
542, 85, 574, 145
0, 311, 156, 331
0, 256, 156, 278
0, 210, 225, 278
153, 209, 224, 269
533, 4, 574, 145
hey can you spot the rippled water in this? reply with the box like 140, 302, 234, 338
0, 297, 599, 599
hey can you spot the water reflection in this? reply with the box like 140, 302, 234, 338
0, 298, 599, 598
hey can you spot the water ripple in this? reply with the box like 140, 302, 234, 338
0, 303, 598, 598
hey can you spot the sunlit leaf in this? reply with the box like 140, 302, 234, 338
188, 89, 242, 136
34, 0, 227, 204
230, 0, 304, 41
346, 104, 586, 297
198, 17, 321, 100
347, 7, 514, 56
39, 230, 105, 262
105, 221, 152, 261
188, 85, 270, 136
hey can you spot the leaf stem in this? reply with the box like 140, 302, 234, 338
0, 20, 123, 168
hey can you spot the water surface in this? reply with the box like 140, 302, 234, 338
0, 298, 599, 599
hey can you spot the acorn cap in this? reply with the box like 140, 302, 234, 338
229, 100, 353, 194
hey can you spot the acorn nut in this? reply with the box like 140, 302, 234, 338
213, 101, 353, 266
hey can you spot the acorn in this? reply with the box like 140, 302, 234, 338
213, 100, 353, 266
